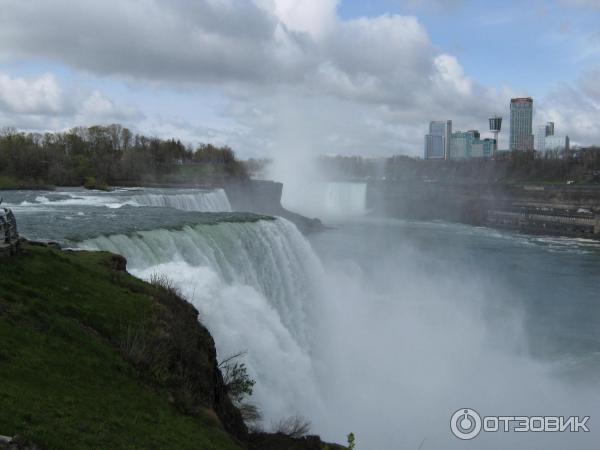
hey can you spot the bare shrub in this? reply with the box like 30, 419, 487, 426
273, 415, 311, 438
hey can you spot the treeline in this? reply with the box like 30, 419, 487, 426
0, 124, 247, 188
319, 149, 600, 184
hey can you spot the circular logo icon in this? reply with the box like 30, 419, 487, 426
450, 408, 482, 440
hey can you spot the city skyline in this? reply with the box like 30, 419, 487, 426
0, 0, 599, 158
424, 96, 574, 159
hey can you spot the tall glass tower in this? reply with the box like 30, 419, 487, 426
509, 98, 534, 151
424, 120, 452, 160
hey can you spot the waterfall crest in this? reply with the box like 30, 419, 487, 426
132, 188, 231, 212
79, 218, 321, 346
78, 217, 325, 421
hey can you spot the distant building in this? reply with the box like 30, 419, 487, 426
471, 139, 495, 158
424, 120, 452, 160
424, 134, 445, 159
535, 122, 568, 155
449, 130, 491, 159
450, 131, 471, 159
545, 135, 570, 154
535, 125, 547, 152
489, 115, 503, 156
510, 97, 534, 151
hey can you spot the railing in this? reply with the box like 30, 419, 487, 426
486, 208, 600, 236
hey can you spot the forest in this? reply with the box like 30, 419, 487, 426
0, 124, 247, 189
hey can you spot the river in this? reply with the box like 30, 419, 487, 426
3, 185, 600, 449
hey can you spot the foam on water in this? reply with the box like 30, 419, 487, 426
6, 188, 231, 213
79, 218, 326, 420
132, 188, 231, 212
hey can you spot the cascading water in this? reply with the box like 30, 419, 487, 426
4, 188, 232, 213
79, 217, 326, 421
9, 185, 600, 449
281, 181, 367, 217
323, 182, 367, 216
132, 188, 231, 212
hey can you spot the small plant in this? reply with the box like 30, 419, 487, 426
219, 352, 261, 425
149, 273, 182, 299
219, 352, 255, 403
347, 432, 356, 450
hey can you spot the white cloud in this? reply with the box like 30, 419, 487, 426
265, 0, 339, 39
0, 72, 141, 131
0, 0, 597, 155
0, 73, 63, 114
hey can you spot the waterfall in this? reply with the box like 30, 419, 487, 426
132, 189, 231, 212
323, 182, 367, 216
78, 218, 325, 420
282, 181, 367, 217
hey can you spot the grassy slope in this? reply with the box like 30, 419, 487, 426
0, 244, 241, 450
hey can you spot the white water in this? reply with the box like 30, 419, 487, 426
8, 188, 232, 212
132, 189, 231, 212
282, 181, 367, 217
323, 182, 367, 216
79, 218, 326, 420
77, 214, 600, 449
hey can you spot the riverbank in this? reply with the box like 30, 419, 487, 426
367, 180, 600, 240
0, 243, 344, 450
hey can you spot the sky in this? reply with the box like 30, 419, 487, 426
0, 0, 599, 158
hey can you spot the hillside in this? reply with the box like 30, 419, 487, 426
0, 244, 342, 450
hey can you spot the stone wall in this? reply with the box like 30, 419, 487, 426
366, 181, 600, 239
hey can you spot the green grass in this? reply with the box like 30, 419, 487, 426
0, 245, 241, 450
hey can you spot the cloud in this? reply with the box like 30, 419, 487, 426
0, 72, 141, 131
0, 73, 63, 115
0, 0, 596, 156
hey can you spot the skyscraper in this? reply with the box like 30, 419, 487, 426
424, 120, 452, 160
535, 122, 556, 152
509, 97, 534, 151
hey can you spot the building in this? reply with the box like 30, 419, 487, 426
448, 130, 494, 159
535, 122, 568, 155
424, 120, 452, 160
471, 139, 495, 158
424, 134, 445, 159
535, 125, 547, 152
545, 135, 570, 155
509, 97, 534, 151
488, 115, 502, 156
535, 122, 556, 152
